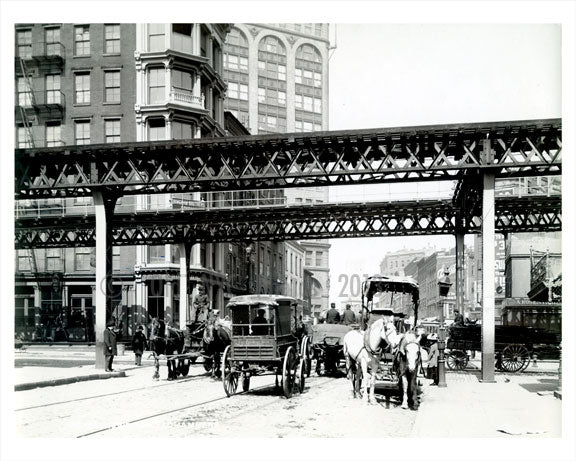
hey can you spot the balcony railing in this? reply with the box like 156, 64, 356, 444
169, 88, 205, 108
16, 90, 65, 111
16, 42, 66, 61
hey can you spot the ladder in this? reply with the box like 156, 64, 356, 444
18, 57, 36, 148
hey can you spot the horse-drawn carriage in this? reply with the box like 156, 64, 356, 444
221, 295, 310, 398
309, 323, 355, 375
149, 315, 230, 380
343, 275, 422, 409
446, 323, 560, 372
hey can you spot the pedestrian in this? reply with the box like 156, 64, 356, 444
453, 309, 464, 326
427, 333, 439, 385
131, 325, 147, 366
340, 304, 356, 325
325, 303, 341, 324
104, 320, 118, 372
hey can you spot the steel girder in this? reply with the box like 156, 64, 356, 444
15, 196, 561, 249
15, 119, 561, 199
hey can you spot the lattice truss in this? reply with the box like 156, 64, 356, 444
15, 197, 561, 249
15, 119, 561, 199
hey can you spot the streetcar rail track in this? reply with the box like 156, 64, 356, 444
75, 375, 340, 438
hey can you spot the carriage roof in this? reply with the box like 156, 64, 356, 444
226, 294, 299, 308
362, 275, 419, 302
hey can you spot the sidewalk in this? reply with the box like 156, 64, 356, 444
412, 368, 562, 437
13, 345, 154, 391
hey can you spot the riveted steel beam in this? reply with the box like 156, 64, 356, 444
15, 196, 561, 249
15, 119, 561, 199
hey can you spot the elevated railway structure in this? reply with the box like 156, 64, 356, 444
14, 118, 562, 379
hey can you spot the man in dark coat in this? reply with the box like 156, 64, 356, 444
341, 304, 356, 325
325, 303, 341, 324
104, 320, 118, 372
131, 325, 147, 366
453, 309, 465, 326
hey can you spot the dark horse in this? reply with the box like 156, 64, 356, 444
201, 314, 231, 378
149, 318, 185, 380
393, 331, 422, 410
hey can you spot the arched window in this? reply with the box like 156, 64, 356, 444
295, 43, 323, 133
224, 28, 250, 128
257, 36, 287, 134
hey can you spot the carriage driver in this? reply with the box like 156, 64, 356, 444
193, 284, 211, 323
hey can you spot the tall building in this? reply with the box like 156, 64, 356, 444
379, 248, 432, 277
223, 23, 332, 318
14, 23, 232, 341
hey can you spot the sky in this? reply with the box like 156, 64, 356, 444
325, 23, 562, 305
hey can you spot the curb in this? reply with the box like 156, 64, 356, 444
15, 370, 126, 392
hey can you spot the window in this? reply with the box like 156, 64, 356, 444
227, 82, 248, 101
74, 25, 90, 56
17, 29, 32, 58
75, 247, 92, 271
148, 23, 165, 52
113, 247, 120, 271
104, 119, 120, 143
45, 28, 61, 56
172, 69, 192, 92
278, 65, 286, 81
104, 24, 120, 54
75, 120, 90, 145
17, 126, 32, 148
148, 67, 165, 104
104, 71, 120, 103
305, 251, 313, 266
74, 72, 90, 104
46, 248, 62, 271
258, 87, 265, 103
46, 122, 61, 147
315, 251, 323, 267
148, 118, 165, 141
17, 77, 33, 107
172, 121, 193, 140
149, 246, 165, 263
18, 251, 31, 271
278, 91, 286, 106
46, 74, 61, 104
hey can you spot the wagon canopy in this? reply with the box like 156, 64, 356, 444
362, 275, 419, 303
226, 294, 298, 307
362, 275, 420, 327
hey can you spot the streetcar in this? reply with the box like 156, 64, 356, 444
221, 295, 310, 398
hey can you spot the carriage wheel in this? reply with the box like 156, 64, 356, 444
296, 358, 306, 393
282, 346, 298, 399
500, 344, 531, 373
446, 350, 468, 371
300, 336, 312, 378
222, 346, 239, 397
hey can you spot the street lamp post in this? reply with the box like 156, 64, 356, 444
437, 269, 452, 388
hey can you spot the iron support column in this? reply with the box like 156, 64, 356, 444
481, 138, 496, 382
93, 190, 118, 370
455, 232, 465, 316
178, 242, 192, 328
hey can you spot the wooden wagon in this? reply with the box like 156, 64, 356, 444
446, 324, 560, 372
221, 295, 309, 398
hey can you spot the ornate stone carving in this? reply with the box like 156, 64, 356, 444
287, 35, 296, 45
249, 26, 259, 38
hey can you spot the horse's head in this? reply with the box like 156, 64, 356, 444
150, 318, 165, 340
399, 332, 420, 373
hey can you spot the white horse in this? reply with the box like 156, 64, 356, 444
343, 318, 399, 404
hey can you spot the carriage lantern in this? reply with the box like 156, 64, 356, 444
437, 269, 452, 388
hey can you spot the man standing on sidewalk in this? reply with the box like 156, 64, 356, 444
104, 320, 118, 372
